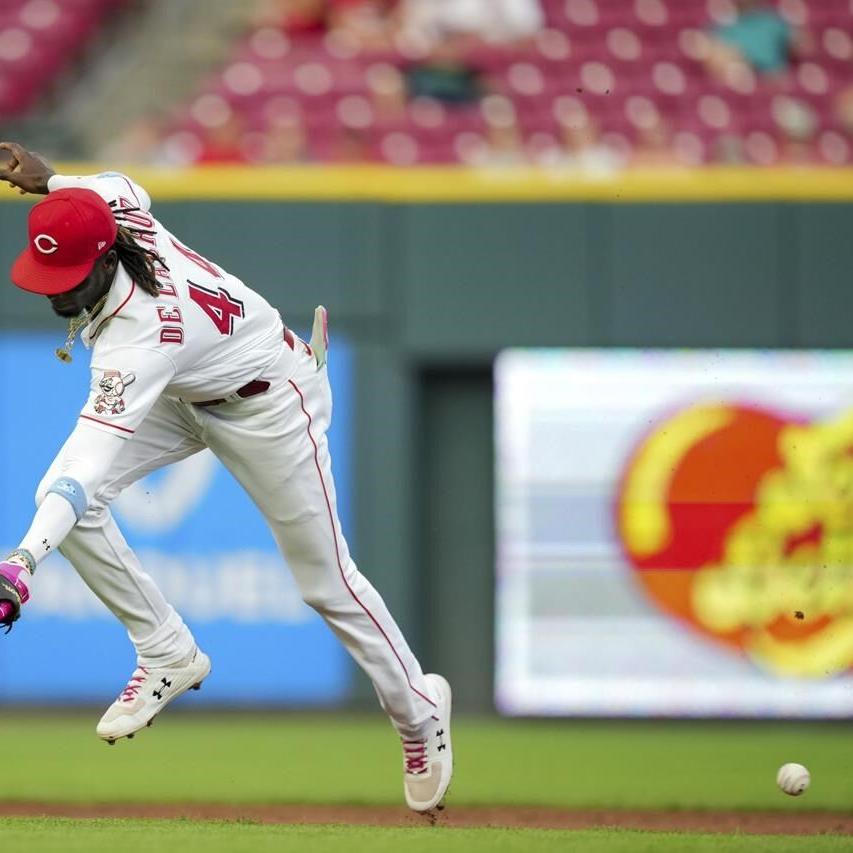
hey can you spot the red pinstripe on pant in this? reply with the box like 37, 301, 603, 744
288, 378, 437, 713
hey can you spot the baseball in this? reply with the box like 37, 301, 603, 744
776, 763, 810, 796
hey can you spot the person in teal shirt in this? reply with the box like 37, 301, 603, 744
715, 0, 791, 74
706, 0, 809, 80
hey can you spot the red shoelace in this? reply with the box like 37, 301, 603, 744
403, 739, 428, 775
119, 667, 149, 703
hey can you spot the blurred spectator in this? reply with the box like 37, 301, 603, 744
704, 0, 808, 80
546, 97, 623, 172
560, 121, 623, 172
398, 0, 544, 49
196, 112, 249, 164
405, 55, 484, 105
254, 0, 398, 46
772, 95, 819, 164
328, 0, 398, 50
332, 93, 376, 160
254, 0, 327, 33
632, 118, 677, 168
625, 97, 677, 167
478, 94, 526, 165
260, 117, 311, 163
397, 0, 543, 107
330, 127, 371, 162
836, 86, 853, 138
366, 62, 407, 118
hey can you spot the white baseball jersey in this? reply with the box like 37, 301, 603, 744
15, 171, 440, 745
47, 172, 297, 439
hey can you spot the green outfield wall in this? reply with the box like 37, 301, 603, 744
2, 167, 852, 711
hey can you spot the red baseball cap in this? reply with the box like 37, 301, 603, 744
10, 188, 118, 295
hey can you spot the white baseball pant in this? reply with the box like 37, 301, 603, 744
37, 340, 438, 739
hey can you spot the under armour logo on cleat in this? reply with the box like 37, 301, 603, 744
436, 729, 447, 752
152, 677, 172, 700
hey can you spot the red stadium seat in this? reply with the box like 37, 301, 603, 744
0, 0, 122, 118
162, 0, 853, 164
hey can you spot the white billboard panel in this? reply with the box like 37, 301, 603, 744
495, 350, 853, 717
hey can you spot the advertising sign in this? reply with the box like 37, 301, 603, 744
496, 350, 853, 717
0, 332, 352, 704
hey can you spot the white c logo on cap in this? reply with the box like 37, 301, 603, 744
34, 234, 59, 255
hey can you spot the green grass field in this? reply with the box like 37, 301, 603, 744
2, 712, 852, 851
3, 712, 852, 809
3, 820, 853, 853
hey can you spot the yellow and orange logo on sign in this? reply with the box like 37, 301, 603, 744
617, 402, 853, 678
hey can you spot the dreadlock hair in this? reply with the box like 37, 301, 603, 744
112, 223, 168, 298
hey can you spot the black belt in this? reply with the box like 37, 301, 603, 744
193, 326, 295, 407
193, 379, 270, 408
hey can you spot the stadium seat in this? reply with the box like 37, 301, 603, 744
164, 0, 853, 165
0, 0, 119, 118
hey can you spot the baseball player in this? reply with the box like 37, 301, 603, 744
0, 141, 452, 813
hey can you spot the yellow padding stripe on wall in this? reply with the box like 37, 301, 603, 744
2, 165, 853, 202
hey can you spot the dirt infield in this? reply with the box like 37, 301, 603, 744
1, 802, 850, 835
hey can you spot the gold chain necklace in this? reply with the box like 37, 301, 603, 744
55, 293, 110, 364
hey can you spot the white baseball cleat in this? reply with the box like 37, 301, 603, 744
402, 673, 453, 813
96, 648, 211, 744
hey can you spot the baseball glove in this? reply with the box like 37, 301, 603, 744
0, 575, 22, 634
309, 305, 328, 369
